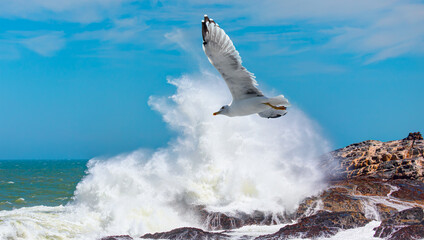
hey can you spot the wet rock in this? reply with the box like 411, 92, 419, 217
388, 224, 424, 240
385, 207, 423, 225
375, 204, 398, 221
343, 178, 391, 196
295, 177, 393, 221
140, 227, 230, 240
294, 196, 321, 219
256, 211, 370, 240
100, 236, 133, 240
374, 207, 424, 239
390, 179, 424, 204
320, 189, 363, 213
197, 208, 287, 230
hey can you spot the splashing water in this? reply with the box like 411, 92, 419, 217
0, 71, 330, 239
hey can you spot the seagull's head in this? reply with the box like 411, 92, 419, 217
213, 105, 230, 116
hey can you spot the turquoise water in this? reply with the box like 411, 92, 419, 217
0, 160, 88, 210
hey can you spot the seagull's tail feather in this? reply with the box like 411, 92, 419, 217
268, 95, 290, 107
258, 109, 287, 119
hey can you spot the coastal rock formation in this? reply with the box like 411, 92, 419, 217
101, 133, 424, 240
284, 132, 424, 239
256, 211, 370, 240
374, 207, 424, 239
140, 227, 231, 240
324, 135, 424, 180
404, 132, 423, 141
101, 236, 133, 240
197, 208, 287, 230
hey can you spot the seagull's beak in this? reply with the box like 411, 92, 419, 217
213, 111, 220, 116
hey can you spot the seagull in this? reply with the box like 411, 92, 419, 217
202, 15, 290, 119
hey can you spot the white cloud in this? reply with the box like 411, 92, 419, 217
19, 31, 66, 56
0, 0, 134, 23
150, 0, 424, 63
1, 0, 423, 62
253, 0, 394, 23
164, 29, 191, 52
322, 2, 424, 63
73, 17, 148, 43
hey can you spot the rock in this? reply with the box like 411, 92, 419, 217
404, 132, 423, 141
197, 208, 287, 230
390, 179, 424, 204
322, 138, 424, 181
256, 211, 370, 240
295, 177, 399, 221
375, 204, 398, 221
293, 196, 322, 219
320, 188, 363, 213
256, 225, 337, 240
374, 207, 424, 239
388, 225, 424, 240
100, 236, 133, 240
140, 227, 230, 240
327, 177, 392, 197
385, 207, 423, 225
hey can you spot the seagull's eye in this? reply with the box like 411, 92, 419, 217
221, 106, 224, 109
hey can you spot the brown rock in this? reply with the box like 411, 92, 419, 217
100, 236, 133, 240
374, 207, 424, 238
382, 153, 392, 162
390, 179, 424, 204
140, 227, 231, 240
294, 196, 321, 219
295, 177, 405, 222
388, 224, 424, 240
334, 178, 391, 196
375, 204, 398, 221
403, 132, 423, 141
256, 211, 370, 240
198, 208, 287, 231
322, 138, 424, 181
321, 190, 363, 213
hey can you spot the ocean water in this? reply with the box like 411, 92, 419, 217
0, 160, 88, 210
0, 72, 355, 239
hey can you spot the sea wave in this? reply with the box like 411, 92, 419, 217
0, 71, 329, 239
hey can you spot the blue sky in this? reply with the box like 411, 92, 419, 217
0, 0, 423, 159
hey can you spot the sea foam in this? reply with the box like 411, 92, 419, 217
0, 71, 330, 239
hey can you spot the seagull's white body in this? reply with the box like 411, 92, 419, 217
227, 96, 270, 117
201, 15, 290, 118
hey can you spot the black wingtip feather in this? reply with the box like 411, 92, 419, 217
202, 15, 219, 42
202, 16, 208, 42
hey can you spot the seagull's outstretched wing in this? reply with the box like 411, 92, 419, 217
202, 15, 264, 100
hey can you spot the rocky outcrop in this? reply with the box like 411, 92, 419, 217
100, 236, 133, 240
256, 211, 370, 240
404, 132, 423, 141
374, 207, 424, 239
267, 132, 424, 239
324, 137, 424, 180
197, 208, 287, 231
140, 227, 231, 240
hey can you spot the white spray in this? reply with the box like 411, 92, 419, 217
0, 71, 330, 239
